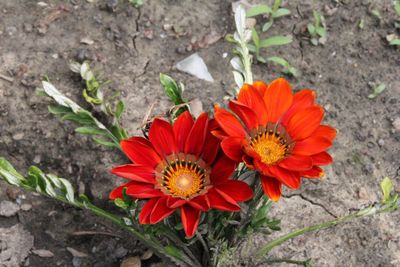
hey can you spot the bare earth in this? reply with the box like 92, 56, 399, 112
0, 0, 399, 266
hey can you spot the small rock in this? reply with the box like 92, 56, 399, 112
113, 246, 128, 259
67, 247, 88, 258
75, 48, 92, 62
120, 256, 141, 267
377, 138, 385, 147
393, 117, 400, 132
32, 249, 54, 258
23, 23, 33, 33
163, 23, 173, 31
245, 18, 256, 28
80, 37, 94, 45
6, 26, 17, 36
37, 1, 48, 7
143, 29, 153, 40
72, 257, 82, 267
21, 204, 32, 211
105, 0, 118, 12
12, 132, 24, 140
33, 155, 41, 164
0, 200, 20, 217
175, 46, 186, 54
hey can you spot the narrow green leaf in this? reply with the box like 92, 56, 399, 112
93, 137, 117, 148
115, 101, 125, 119
260, 35, 292, 48
59, 178, 75, 203
395, 1, 400, 16
272, 8, 290, 18
272, 0, 282, 12
159, 73, 184, 105
251, 28, 260, 48
316, 27, 327, 38
307, 23, 316, 35
0, 158, 24, 186
368, 84, 386, 99
114, 198, 129, 209
164, 245, 187, 261
48, 105, 71, 114
381, 177, 393, 203
75, 127, 108, 136
267, 56, 289, 67
389, 39, 400, 46
262, 20, 273, 32
246, 4, 271, 17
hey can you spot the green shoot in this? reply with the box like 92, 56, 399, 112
307, 10, 327, 46
246, 0, 291, 32
128, 0, 143, 8
159, 73, 188, 118
368, 84, 386, 99
267, 56, 298, 77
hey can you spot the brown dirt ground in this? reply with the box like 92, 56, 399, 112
0, 0, 399, 266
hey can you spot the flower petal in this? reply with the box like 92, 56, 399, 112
312, 125, 337, 141
188, 195, 210, 211
120, 137, 162, 167
150, 196, 175, 224
149, 118, 177, 157
139, 198, 159, 224
173, 111, 194, 151
268, 165, 301, 189
238, 84, 268, 125
264, 78, 293, 123
111, 164, 156, 183
201, 119, 221, 165
167, 196, 187, 208
292, 136, 332, 156
181, 205, 201, 237
301, 166, 324, 178
214, 105, 247, 138
221, 137, 244, 162
278, 154, 313, 171
311, 152, 333, 166
253, 80, 268, 98
210, 155, 236, 185
109, 182, 133, 200
229, 100, 259, 130
260, 176, 282, 202
207, 188, 240, 211
216, 180, 253, 202
281, 89, 315, 126
287, 106, 324, 141
126, 183, 164, 198
184, 112, 209, 157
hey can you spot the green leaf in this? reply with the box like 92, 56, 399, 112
358, 19, 365, 29
381, 177, 393, 203
59, 178, 75, 203
48, 105, 71, 114
267, 56, 289, 67
389, 39, 400, 46
272, 8, 290, 18
316, 27, 327, 38
272, 0, 282, 12
164, 245, 187, 261
368, 84, 386, 99
114, 198, 129, 209
311, 38, 319, 46
159, 73, 184, 105
262, 20, 273, 32
75, 127, 108, 136
0, 158, 24, 186
115, 101, 125, 119
251, 28, 260, 49
395, 1, 400, 16
260, 35, 292, 48
313, 10, 321, 26
246, 4, 271, 17
93, 137, 118, 148
371, 9, 382, 20
307, 23, 316, 35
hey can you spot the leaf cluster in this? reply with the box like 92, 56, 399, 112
307, 10, 327, 46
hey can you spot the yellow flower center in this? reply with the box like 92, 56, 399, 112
161, 161, 207, 199
251, 131, 287, 165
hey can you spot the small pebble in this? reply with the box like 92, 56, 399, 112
0, 200, 20, 217
21, 204, 32, 211
377, 139, 384, 147
12, 132, 24, 140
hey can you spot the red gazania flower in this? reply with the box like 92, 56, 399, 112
214, 78, 336, 202
109, 111, 253, 237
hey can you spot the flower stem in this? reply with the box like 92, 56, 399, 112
255, 202, 395, 259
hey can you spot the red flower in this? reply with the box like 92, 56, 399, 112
110, 111, 253, 237
214, 78, 336, 201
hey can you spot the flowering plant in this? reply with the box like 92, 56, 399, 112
0, 6, 398, 267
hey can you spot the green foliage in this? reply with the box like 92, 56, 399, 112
159, 73, 188, 118
246, 0, 291, 32
38, 81, 123, 149
307, 10, 327, 46
128, 0, 143, 8
267, 56, 298, 77
367, 83, 386, 99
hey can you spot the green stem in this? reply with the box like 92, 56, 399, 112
255, 203, 387, 259
196, 232, 211, 266
240, 39, 253, 84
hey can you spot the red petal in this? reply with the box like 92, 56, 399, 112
301, 166, 324, 178
238, 84, 268, 125
184, 112, 209, 157
229, 100, 259, 130
260, 176, 282, 202
139, 198, 159, 224
201, 120, 221, 165
264, 78, 293, 123
253, 80, 268, 98
216, 180, 253, 202
149, 118, 177, 157
312, 125, 337, 141
292, 136, 332, 156
221, 137, 244, 162
281, 89, 315, 126
109, 182, 133, 200
214, 105, 247, 138
150, 197, 175, 224
120, 137, 162, 167
210, 155, 236, 185
268, 165, 301, 189
126, 183, 164, 198
287, 106, 324, 141
188, 195, 210, 211
311, 152, 333, 166
207, 188, 240, 211
278, 154, 313, 171
166, 196, 187, 208
173, 111, 194, 151
111, 164, 156, 183
181, 205, 201, 237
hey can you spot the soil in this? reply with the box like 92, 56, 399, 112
0, 0, 399, 266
